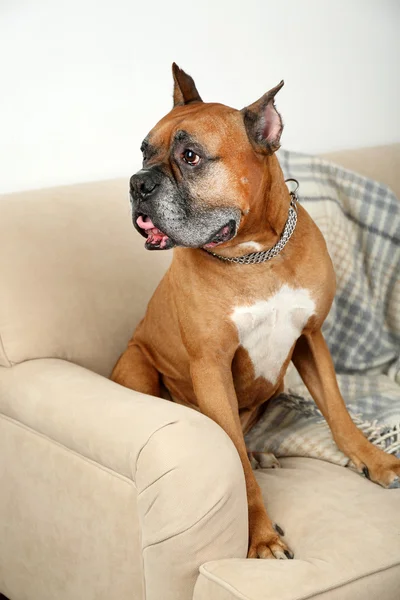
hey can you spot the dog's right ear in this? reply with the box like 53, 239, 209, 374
172, 63, 203, 107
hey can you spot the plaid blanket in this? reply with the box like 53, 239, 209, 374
245, 149, 400, 467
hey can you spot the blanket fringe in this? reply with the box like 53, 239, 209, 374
351, 414, 400, 456
318, 412, 400, 456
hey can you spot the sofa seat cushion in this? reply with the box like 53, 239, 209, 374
194, 457, 400, 600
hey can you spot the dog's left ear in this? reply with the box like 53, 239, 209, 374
241, 80, 284, 154
172, 63, 203, 107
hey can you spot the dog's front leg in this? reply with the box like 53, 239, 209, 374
190, 357, 294, 559
292, 329, 400, 488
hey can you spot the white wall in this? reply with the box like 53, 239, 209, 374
0, 0, 399, 194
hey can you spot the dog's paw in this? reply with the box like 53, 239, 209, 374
248, 451, 281, 470
388, 476, 400, 489
247, 529, 294, 560
355, 451, 400, 489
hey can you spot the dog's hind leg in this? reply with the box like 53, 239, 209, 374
111, 343, 161, 397
292, 329, 400, 488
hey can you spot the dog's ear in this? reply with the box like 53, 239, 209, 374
172, 63, 203, 107
241, 80, 284, 154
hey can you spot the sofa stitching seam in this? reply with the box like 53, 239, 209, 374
0, 412, 137, 487
199, 560, 400, 600
0, 331, 12, 367
134, 420, 180, 481
198, 565, 249, 600
294, 561, 400, 600
142, 494, 227, 551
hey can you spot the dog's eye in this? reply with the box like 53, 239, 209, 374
182, 149, 200, 166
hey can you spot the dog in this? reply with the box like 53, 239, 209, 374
112, 64, 400, 559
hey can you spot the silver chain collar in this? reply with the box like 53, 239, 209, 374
203, 179, 300, 265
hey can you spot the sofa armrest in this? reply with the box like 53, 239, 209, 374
0, 358, 248, 600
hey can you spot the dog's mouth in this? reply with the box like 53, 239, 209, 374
203, 220, 236, 249
136, 214, 175, 250
135, 213, 236, 251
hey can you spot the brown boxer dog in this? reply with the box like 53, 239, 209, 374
112, 64, 400, 559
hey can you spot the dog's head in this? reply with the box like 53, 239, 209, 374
130, 63, 284, 250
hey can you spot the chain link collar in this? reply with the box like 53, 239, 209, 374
203, 179, 300, 265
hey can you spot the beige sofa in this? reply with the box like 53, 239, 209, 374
0, 145, 399, 600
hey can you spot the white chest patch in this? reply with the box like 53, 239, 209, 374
231, 285, 316, 385
237, 241, 263, 252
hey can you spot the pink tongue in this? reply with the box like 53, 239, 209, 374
137, 215, 156, 230
136, 214, 169, 247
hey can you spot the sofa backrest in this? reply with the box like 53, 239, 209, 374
0, 179, 172, 376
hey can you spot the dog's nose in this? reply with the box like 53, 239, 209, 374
130, 170, 160, 200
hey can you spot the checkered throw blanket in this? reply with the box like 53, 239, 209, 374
245, 149, 400, 467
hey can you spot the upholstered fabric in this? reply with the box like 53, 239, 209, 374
0, 359, 248, 600
0, 415, 144, 600
321, 143, 400, 199
0, 145, 399, 600
0, 179, 172, 376
194, 458, 400, 600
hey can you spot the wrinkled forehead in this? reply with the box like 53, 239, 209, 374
144, 103, 248, 155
